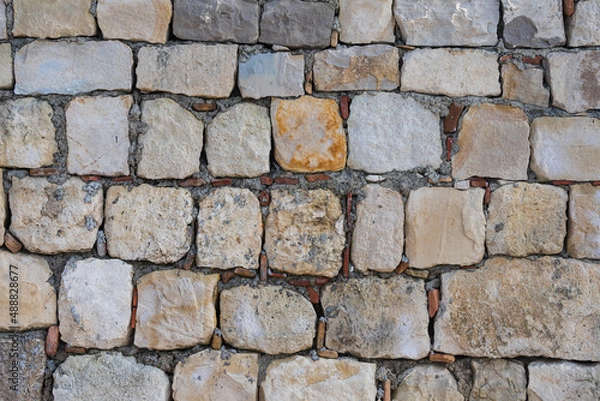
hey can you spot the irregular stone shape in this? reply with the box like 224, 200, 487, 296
53, 353, 170, 401
97, 0, 172, 43
0, 172, 4, 245
264, 189, 345, 277
347, 92, 442, 174
0, 251, 56, 331
238, 52, 304, 99
261, 356, 377, 401
470, 359, 527, 401
434, 256, 600, 360
393, 365, 463, 401
196, 187, 262, 269
173, 349, 258, 401
339, 0, 395, 44
13, 0, 96, 38
0, 98, 57, 168
568, 184, 600, 259
59, 258, 133, 349
322, 276, 430, 359
15, 40, 132, 95
0, 331, 46, 401
0, 3, 6, 39
138, 98, 203, 179
401, 49, 500, 97
351, 185, 404, 273
205, 103, 270, 177
546, 51, 600, 114
174, 0, 259, 43
259, 0, 335, 48
452, 103, 530, 180
501, 0, 565, 48
486, 183, 567, 257
395, 0, 499, 46
134, 270, 219, 350
271, 96, 346, 173
137, 44, 237, 97
501, 63, 549, 107
105, 184, 193, 264
528, 361, 600, 401
9, 177, 103, 254
530, 117, 600, 181
313, 45, 400, 91
66, 96, 132, 177
405, 187, 485, 268
567, 0, 600, 47
220, 285, 316, 354
0, 43, 12, 89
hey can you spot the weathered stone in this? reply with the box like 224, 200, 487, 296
568, 184, 600, 259
220, 285, 316, 354
322, 276, 430, 359
97, 0, 172, 43
9, 177, 103, 254
528, 361, 600, 401
401, 49, 500, 97
261, 356, 377, 401
66, 96, 132, 177
53, 352, 170, 401
238, 52, 304, 99
470, 359, 527, 401
0, 2, 6, 39
265, 189, 345, 277
405, 188, 485, 268
503, 0, 565, 47
567, 0, 600, 46
136, 44, 238, 97
13, 0, 96, 38
347, 92, 442, 173
434, 256, 600, 360
174, 0, 259, 43
0, 172, 4, 245
105, 184, 193, 264
0, 98, 57, 168
15, 40, 133, 95
138, 98, 203, 179
452, 103, 530, 180
395, 0, 499, 46
259, 0, 335, 48
339, 0, 395, 44
134, 270, 219, 350
501, 63, 549, 107
530, 117, 600, 180
393, 365, 463, 401
173, 349, 258, 401
205, 103, 270, 177
0, 331, 46, 401
313, 45, 400, 91
0, 44, 12, 89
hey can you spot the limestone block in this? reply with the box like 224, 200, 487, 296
501, 63, 549, 107
568, 184, 600, 259
97, 0, 172, 43
0, 2, 6, 39
0, 331, 46, 401
470, 359, 527, 401
339, 0, 395, 44
528, 361, 600, 401
0, 44, 12, 89
393, 365, 463, 401
567, 0, 600, 47
238, 52, 304, 99
13, 0, 96, 38
0, 172, 4, 245
501, 0, 565, 48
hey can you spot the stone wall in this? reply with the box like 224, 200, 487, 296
1, 0, 600, 400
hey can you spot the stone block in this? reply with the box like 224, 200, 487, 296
339, 0, 395, 44
0, 172, 4, 245
13, 0, 96, 38
470, 359, 527, 401
0, 331, 46, 401
567, 0, 600, 46
0, 2, 6, 39
238, 52, 304, 99
568, 184, 600, 259
393, 365, 463, 401
0, 44, 12, 89
97, 0, 172, 43
501, 0, 565, 48
528, 361, 600, 401
501, 63, 549, 107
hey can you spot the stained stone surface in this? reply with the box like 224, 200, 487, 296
470, 359, 527, 401
567, 0, 600, 47
393, 365, 464, 401
338, 0, 395, 44
13, 0, 96, 38
238, 52, 305, 99
97, 0, 172, 43
568, 184, 600, 259
528, 361, 600, 401
0, 331, 46, 401
501, 0, 565, 48
501, 63, 550, 107
0, 43, 12, 89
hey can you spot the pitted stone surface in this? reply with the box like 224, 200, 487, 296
97, 0, 172, 43
528, 361, 600, 401
501, 63, 549, 107
567, 0, 600, 47
339, 0, 395, 44
470, 359, 527, 401
501, 0, 565, 48
393, 365, 464, 401
0, 331, 47, 401
13, 0, 96, 38
238, 52, 305, 99
0, 43, 12, 89
568, 184, 600, 259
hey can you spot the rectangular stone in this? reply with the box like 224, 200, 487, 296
528, 361, 600, 400
339, 0, 395, 44
0, 44, 12, 89
97, 0, 172, 43
568, 184, 600, 259
0, 331, 47, 401
0, 2, 6, 39
238, 52, 304, 99
501, 0, 565, 48
0, 171, 4, 246
567, 0, 600, 46
501, 63, 549, 107
13, 0, 96, 38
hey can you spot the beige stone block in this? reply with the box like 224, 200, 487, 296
97, 0, 172, 43
393, 365, 463, 401
501, 0, 565, 48
567, 0, 600, 47
13, 0, 96, 38
501, 63, 549, 107
528, 361, 600, 401
471, 359, 527, 401
568, 184, 600, 259
339, 0, 395, 44
0, 44, 12, 89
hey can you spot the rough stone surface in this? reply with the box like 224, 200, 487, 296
58, 258, 133, 349
401, 49, 500, 97
313, 45, 400, 92
0, 2, 6, 39
501, 0, 565, 48
339, 0, 395, 44
0, 251, 56, 331
0, 98, 57, 168
0, 43, 12, 89
173, 349, 258, 401
196, 187, 262, 269
134, 270, 219, 350
97, 0, 172, 43
9, 177, 103, 254
530, 117, 600, 181
53, 352, 170, 401
452, 103, 530, 180
470, 359, 527, 401
501, 63, 549, 107
0, 331, 46, 401
393, 365, 464, 401
395, 0, 499, 46
528, 361, 600, 401
322, 276, 430, 359
568, 184, 600, 259
174, 0, 260, 43
347, 92, 442, 173
265, 189, 345, 277
105, 184, 194, 264
66, 96, 132, 177
259, 0, 335, 48
405, 187, 485, 268
271, 96, 346, 173
14, 40, 132, 95
434, 256, 600, 360
238, 52, 305, 99
138, 98, 203, 179
0, 172, 4, 245
261, 356, 377, 401
205, 103, 270, 177
567, 0, 600, 47
136, 44, 238, 97
220, 285, 316, 354
13, 0, 96, 38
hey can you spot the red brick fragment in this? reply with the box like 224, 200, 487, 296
130, 306, 137, 329
340, 95, 350, 120
180, 177, 207, 187
429, 352, 456, 363
342, 247, 350, 278
317, 349, 338, 358
211, 178, 232, 187
81, 175, 102, 182
132, 287, 138, 307
499, 54, 514, 62
221, 270, 236, 284
234, 267, 256, 278
428, 289, 440, 318
397, 44, 416, 50
346, 192, 353, 220
211, 331, 223, 349
192, 102, 217, 112
4, 232, 23, 253
260, 175, 273, 186
111, 176, 132, 182
395, 261, 409, 274
268, 271, 286, 279
315, 277, 330, 285
182, 251, 195, 270
65, 346, 86, 354
29, 167, 59, 176
484, 186, 491, 205
592, 181, 600, 186
45, 325, 60, 358
273, 176, 299, 185
259, 253, 267, 282
306, 286, 319, 304
563, 0, 575, 17
258, 190, 270, 206
305, 173, 331, 183
444, 102, 465, 134
462, 265, 477, 270
469, 177, 488, 188
316, 321, 326, 349
384, 379, 391, 401
522, 55, 543, 65
445, 137, 453, 162
288, 278, 311, 287
552, 180, 573, 186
